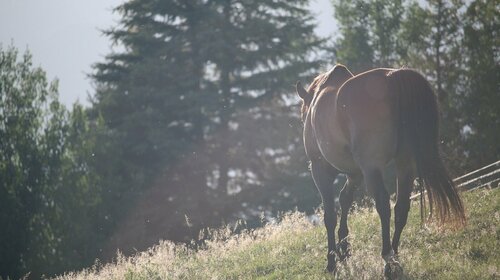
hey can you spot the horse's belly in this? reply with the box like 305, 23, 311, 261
316, 132, 358, 173
310, 97, 359, 173
322, 145, 358, 173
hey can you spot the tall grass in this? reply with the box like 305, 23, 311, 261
54, 188, 499, 280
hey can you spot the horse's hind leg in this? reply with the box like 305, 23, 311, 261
362, 167, 402, 279
337, 174, 360, 260
362, 167, 393, 257
392, 162, 414, 255
310, 159, 339, 272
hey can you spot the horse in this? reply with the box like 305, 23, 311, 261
295, 64, 465, 278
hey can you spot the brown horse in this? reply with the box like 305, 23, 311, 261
296, 64, 465, 277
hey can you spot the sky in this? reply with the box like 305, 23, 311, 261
0, 0, 336, 107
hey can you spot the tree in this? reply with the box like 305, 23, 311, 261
198, 0, 324, 216
0, 45, 64, 278
90, 0, 220, 251
332, 0, 404, 73
460, 0, 500, 169
91, 0, 325, 255
332, 0, 374, 72
401, 0, 468, 174
0, 45, 102, 279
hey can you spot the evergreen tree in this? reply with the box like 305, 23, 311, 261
91, 0, 324, 255
332, 0, 404, 72
332, 0, 374, 72
199, 0, 324, 215
401, 0, 466, 174
90, 0, 211, 246
461, 0, 500, 169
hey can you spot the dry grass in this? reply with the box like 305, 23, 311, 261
53, 188, 499, 280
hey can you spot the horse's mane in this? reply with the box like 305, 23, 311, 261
307, 72, 329, 93
300, 75, 323, 120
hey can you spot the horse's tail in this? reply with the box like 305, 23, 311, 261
389, 69, 466, 226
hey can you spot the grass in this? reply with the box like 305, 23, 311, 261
54, 188, 499, 280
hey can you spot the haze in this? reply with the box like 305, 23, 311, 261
0, 0, 335, 107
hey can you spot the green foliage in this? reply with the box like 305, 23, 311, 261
0, 45, 64, 278
332, 0, 405, 72
0, 46, 102, 278
53, 189, 500, 279
401, 0, 467, 174
461, 0, 500, 169
332, 0, 374, 72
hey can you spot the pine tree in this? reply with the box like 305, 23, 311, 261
332, 0, 374, 72
91, 0, 324, 255
332, 0, 404, 72
90, 0, 211, 245
401, 0, 466, 174
461, 0, 500, 169
198, 0, 323, 208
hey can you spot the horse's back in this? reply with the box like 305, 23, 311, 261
338, 68, 396, 108
338, 68, 399, 168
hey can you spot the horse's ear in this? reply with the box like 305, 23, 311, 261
296, 81, 308, 100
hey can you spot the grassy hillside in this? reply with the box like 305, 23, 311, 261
55, 188, 499, 280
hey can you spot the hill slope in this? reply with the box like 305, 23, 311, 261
56, 188, 499, 280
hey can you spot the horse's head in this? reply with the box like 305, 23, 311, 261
296, 64, 353, 122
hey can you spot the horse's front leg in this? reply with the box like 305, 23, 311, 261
311, 160, 339, 273
337, 175, 360, 261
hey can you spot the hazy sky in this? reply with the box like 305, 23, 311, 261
0, 0, 335, 107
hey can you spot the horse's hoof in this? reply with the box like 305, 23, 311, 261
338, 251, 350, 262
325, 264, 337, 274
337, 241, 351, 261
384, 262, 403, 280
325, 260, 337, 274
